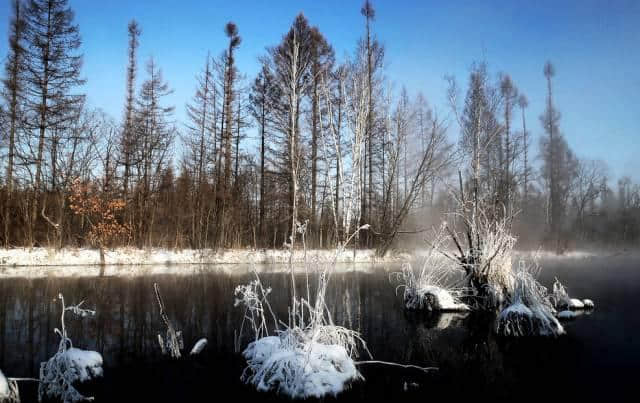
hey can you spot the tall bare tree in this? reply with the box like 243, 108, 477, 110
120, 20, 141, 199
24, 0, 85, 244
215, 22, 241, 247
2, 0, 27, 245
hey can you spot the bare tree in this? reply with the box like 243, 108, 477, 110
215, 22, 241, 247
120, 20, 141, 200
2, 0, 27, 246
518, 94, 529, 205
500, 74, 518, 216
571, 159, 607, 238
24, 0, 85, 245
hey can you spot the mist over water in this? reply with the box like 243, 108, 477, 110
0, 254, 638, 402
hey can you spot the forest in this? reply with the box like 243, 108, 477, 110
0, 0, 638, 255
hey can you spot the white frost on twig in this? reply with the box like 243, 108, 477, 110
38, 294, 102, 403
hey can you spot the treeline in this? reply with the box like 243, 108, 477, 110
0, 0, 638, 252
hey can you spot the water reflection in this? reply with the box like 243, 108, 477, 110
0, 256, 638, 402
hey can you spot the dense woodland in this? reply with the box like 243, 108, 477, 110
0, 0, 638, 254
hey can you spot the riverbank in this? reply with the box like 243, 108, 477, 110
0, 247, 411, 267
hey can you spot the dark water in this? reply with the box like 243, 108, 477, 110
0, 255, 638, 402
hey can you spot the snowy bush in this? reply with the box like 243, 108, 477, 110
235, 262, 369, 398
393, 261, 468, 312
551, 278, 595, 311
38, 294, 103, 403
392, 229, 469, 312
495, 263, 564, 337
0, 369, 20, 403
241, 330, 363, 399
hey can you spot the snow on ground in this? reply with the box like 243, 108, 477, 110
0, 247, 408, 267
242, 335, 360, 399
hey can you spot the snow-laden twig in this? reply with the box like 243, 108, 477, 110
154, 283, 183, 359
38, 294, 103, 403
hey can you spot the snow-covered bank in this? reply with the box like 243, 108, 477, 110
0, 247, 409, 267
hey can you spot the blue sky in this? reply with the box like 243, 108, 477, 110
1, 0, 638, 182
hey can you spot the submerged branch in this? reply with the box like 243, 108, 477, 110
354, 360, 438, 373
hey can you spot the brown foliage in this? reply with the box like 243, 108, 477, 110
69, 178, 131, 247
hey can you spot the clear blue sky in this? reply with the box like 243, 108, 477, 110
1, 0, 638, 182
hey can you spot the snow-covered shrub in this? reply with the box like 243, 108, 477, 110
0, 369, 20, 403
234, 276, 277, 351
393, 263, 468, 312
38, 294, 103, 403
235, 263, 369, 399
392, 230, 468, 312
551, 278, 595, 311
439, 190, 518, 310
241, 329, 363, 399
495, 263, 564, 337
0, 371, 7, 400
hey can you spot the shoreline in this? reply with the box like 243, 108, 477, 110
0, 247, 411, 267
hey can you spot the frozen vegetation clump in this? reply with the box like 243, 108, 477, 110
392, 234, 468, 312
234, 267, 368, 399
496, 261, 564, 337
551, 278, 595, 311
0, 369, 20, 403
38, 294, 103, 403
241, 331, 362, 399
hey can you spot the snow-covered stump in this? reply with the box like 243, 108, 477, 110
38, 294, 103, 403
241, 334, 362, 399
